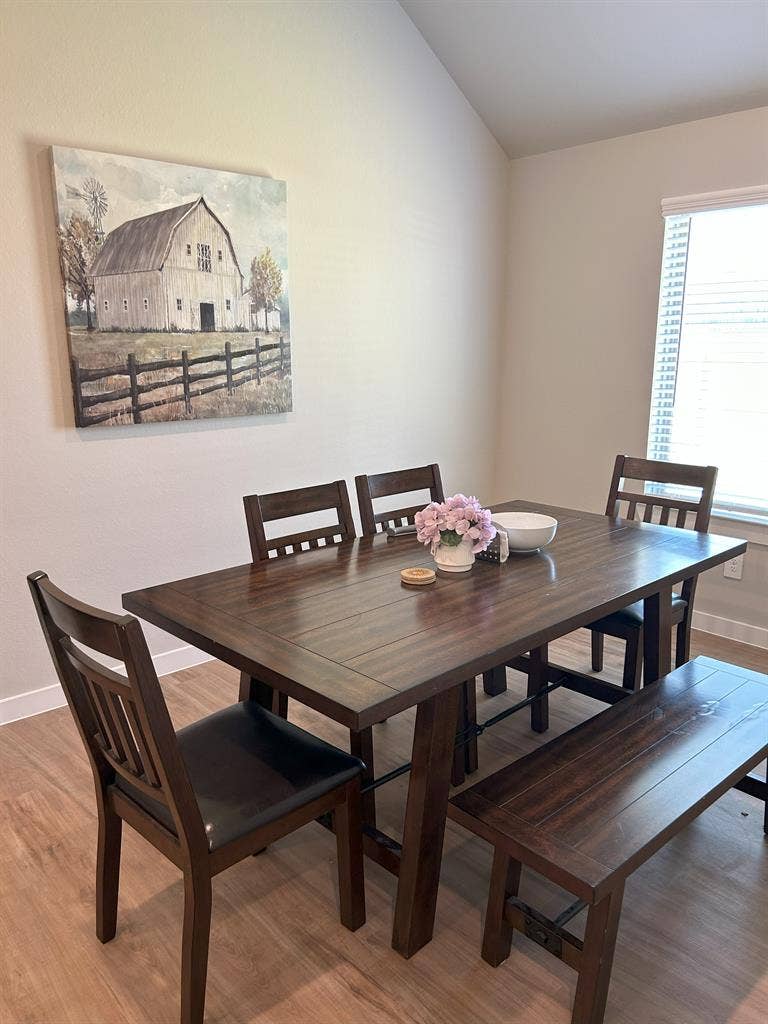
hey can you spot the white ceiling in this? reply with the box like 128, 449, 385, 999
400, 0, 768, 157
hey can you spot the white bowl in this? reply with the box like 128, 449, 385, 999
493, 512, 558, 552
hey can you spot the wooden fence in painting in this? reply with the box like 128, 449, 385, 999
71, 336, 291, 426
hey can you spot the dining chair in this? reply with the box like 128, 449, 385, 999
28, 571, 365, 1024
241, 479, 355, 721
241, 480, 380, 820
354, 463, 444, 534
354, 463, 480, 786
588, 454, 718, 688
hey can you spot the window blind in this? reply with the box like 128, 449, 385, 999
647, 190, 768, 522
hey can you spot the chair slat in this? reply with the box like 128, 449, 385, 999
108, 692, 142, 775
659, 506, 671, 525
124, 699, 162, 788
676, 507, 689, 528
643, 503, 655, 523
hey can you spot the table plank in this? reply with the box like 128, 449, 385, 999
344, 530, 745, 698
122, 585, 399, 730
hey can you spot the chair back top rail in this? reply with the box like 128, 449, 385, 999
243, 480, 356, 561
27, 571, 205, 853
606, 454, 717, 532
355, 463, 444, 536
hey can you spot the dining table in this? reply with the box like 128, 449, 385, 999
123, 499, 747, 959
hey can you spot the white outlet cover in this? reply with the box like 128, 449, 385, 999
723, 555, 744, 580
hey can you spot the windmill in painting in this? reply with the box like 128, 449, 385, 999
51, 147, 291, 426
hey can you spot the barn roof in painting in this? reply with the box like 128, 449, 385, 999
89, 196, 243, 280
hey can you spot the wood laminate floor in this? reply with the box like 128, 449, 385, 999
1, 630, 766, 1024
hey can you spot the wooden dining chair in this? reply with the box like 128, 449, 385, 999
354, 463, 444, 534
28, 571, 365, 1024
354, 463, 480, 786
241, 480, 380, 820
588, 454, 718, 689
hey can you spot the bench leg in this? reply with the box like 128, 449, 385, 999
481, 849, 522, 967
590, 631, 604, 673
572, 882, 624, 1024
528, 645, 549, 733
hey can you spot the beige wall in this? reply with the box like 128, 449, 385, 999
496, 107, 768, 635
0, 0, 508, 705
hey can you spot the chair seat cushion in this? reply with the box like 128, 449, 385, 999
591, 594, 687, 632
114, 701, 364, 851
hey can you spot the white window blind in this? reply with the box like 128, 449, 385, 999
647, 189, 768, 522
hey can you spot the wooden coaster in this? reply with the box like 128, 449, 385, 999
400, 567, 436, 586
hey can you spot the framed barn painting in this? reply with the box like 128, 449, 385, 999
50, 146, 291, 426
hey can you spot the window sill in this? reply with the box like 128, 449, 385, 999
711, 510, 768, 548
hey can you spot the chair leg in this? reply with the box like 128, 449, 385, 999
483, 665, 507, 696
622, 630, 643, 691
571, 883, 624, 1024
481, 848, 522, 967
349, 727, 376, 828
452, 680, 476, 787
96, 801, 122, 943
590, 631, 604, 672
181, 868, 212, 1024
465, 677, 479, 775
333, 780, 366, 931
675, 617, 691, 668
528, 645, 549, 733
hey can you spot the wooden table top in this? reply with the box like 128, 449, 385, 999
123, 500, 746, 731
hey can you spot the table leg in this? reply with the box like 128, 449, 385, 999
642, 586, 673, 684
238, 671, 287, 716
392, 685, 461, 958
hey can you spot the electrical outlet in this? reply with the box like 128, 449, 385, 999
723, 555, 744, 580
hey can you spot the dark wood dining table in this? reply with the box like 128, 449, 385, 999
123, 499, 746, 958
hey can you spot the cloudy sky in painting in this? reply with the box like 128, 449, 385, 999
51, 146, 289, 289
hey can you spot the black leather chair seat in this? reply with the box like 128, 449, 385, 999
590, 594, 687, 632
114, 701, 364, 851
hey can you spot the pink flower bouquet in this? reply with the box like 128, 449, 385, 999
414, 494, 496, 556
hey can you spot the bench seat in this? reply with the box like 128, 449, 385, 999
449, 656, 768, 1024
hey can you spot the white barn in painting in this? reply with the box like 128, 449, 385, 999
90, 196, 246, 331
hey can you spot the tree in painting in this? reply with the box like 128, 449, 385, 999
58, 213, 100, 332
249, 248, 283, 333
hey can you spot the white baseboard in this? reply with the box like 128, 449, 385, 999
692, 610, 768, 650
0, 644, 213, 727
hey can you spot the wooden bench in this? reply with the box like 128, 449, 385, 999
448, 656, 768, 1024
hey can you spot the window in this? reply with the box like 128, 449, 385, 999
176, 298, 183, 311
225, 298, 231, 310
186, 243, 192, 256
218, 249, 223, 261
123, 299, 128, 311
143, 297, 149, 311
647, 187, 768, 521
197, 242, 212, 272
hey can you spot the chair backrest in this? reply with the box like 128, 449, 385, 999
243, 480, 357, 561
605, 455, 717, 532
27, 571, 204, 848
355, 464, 444, 536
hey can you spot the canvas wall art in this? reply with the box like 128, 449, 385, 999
51, 146, 291, 426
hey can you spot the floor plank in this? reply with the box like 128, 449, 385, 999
1, 630, 766, 1023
